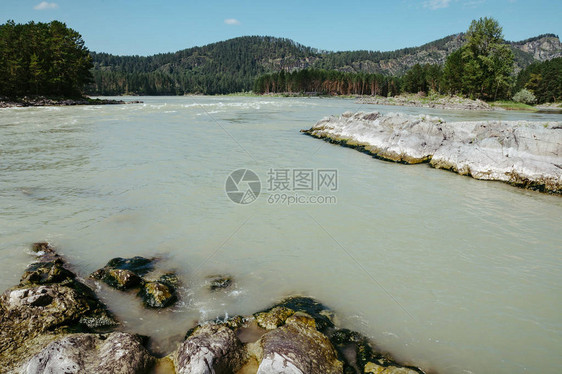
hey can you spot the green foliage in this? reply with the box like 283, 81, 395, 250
400, 63, 443, 94
87, 36, 320, 95
512, 88, 536, 104
0, 20, 93, 98
515, 57, 562, 103
253, 68, 400, 96
441, 17, 514, 100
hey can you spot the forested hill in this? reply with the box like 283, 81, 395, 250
89, 36, 320, 95
86, 34, 562, 95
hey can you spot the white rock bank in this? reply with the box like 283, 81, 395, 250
303, 111, 562, 193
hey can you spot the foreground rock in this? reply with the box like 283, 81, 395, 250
169, 296, 423, 374
2, 244, 426, 373
21, 332, 154, 374
0, 243, 123, 372
303, 111, 562, 194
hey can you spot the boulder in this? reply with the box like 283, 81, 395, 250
257, 313, 343, 374
0, 244, 118, 372
91, 256, 157, 289
174, 323, 245, 374
256, 296, 335, 331
20, 332, 154, 374
138, 281, 177, 308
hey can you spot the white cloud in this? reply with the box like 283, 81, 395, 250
463, 0, 485, 8
224, 18, 241, 26
423, 0, 451, 10
34, 1, 58, 10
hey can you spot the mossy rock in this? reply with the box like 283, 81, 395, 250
102, 268, 143, 290
158, 272, 180, 288
20, 260, 75, 286
104, 256, 156, 276
259, 296, 335, 332
138, 281, 177, 308
254, 306, 295, 330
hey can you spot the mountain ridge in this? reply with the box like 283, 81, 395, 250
87, 33, 562, 95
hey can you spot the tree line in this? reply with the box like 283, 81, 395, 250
0, 20, 93, 98
255, 18, 562, 104
515, 57, 562, 103
254, 69, 401, 96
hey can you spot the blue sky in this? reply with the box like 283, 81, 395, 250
1, 0, 561, 56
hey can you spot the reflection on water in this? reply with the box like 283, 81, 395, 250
0, 97, 561, 374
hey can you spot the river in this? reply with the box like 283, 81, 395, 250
1, 96, 561, 373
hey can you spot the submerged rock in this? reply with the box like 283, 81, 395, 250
206, 275, 233, 291
20, 332, 155, 374
304, 111, 562, 193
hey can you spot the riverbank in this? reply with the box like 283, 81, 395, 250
357, 94, 495, 111
0, 243, 425, 374
0, 96, 142, 108
303, 111, 562, 194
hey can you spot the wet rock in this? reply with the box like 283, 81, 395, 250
91, 256, 156, 290
102, 268, 143, 290
91, 256, 156, 283
158, 272, 180, 288
257, 313, 343, 374
20, 260, 76, 286
206, 275, 233, 291
258, 296, 335, 331
138, 281, 177, 308
104, 256, 156, 276
254, 306, 294, 330
0, 245, 118, 372
174, 323, 245, 374
363, 362, 423, 374
20, 332, 155, 374
31, 242, 56, 255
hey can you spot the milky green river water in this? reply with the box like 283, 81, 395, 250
1, 96, 561, 373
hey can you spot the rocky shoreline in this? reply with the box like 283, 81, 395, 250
0, 96, 142, 108
0, 243, 425, 374
356, 94, 494, 111
302, 111, 562, 194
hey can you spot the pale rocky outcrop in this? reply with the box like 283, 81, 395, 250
303, 111, 562, 193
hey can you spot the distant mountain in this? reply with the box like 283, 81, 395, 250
86, 34, 562, 95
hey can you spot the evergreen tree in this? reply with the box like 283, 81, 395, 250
442, 17, 514, 100
0, 20, 93, 98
